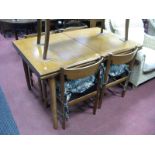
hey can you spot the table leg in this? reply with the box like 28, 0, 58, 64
22, 60, 31, 90
90, 19, 97, 27
41, 80, 48, 107
48, 78, 58, 129
38, 79, 44, 102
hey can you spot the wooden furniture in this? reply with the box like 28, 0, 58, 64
36, 19, 88, 59
59, 57, 103, 129
63, 27, 139, 56
99, 47, 138, 108
36, 19, 130, 60
13, 27, 140, 129
24, 30, 59, 106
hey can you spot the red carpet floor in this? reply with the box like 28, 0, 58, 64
1, 34, 155, 135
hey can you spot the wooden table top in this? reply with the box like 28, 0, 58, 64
13, 27, 139, 78
64, 27, 139, 56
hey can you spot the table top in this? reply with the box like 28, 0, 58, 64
64, 27, 139, 56
13, 27, 140, 78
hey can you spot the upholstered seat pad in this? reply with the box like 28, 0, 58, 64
109, 64, 129, 77
140, 47, 155, 73
57, 75, 96, 102
65, 75, 95, 94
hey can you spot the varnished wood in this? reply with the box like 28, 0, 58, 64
110, 49, 137, 64
22, 60, 31, 90
105, 77, 128, 88
60, 57, 103, 129
64, 27, 139, 56
63, 58, 103, 80
43, 19, 50, 59
69, 91, 97, 106
13, 27, 140, 129
37, 19, 42, 44
41, 80, 48, 107
38, 79, 44, 101
99, 47, 138, 108
48, 78, 58, 129
28, 68, 34, 87
90, 20, 97, 27
13, 28, 140, 77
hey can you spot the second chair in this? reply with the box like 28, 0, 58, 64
57, 57, 104, 129
99, 47, 138, 108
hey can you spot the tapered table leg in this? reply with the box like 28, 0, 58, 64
101, 19, 105, 33
90, 19, 97, 27
48, 78, 58, 129
22, 60, 31, 90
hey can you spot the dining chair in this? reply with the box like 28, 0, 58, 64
58, 57, 104, 129
99, 47, 138, 108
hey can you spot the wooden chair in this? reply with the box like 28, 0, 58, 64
99, 47, 138, 108
58, 57, 103, 129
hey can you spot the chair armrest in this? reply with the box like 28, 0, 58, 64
143, 33, 155, 50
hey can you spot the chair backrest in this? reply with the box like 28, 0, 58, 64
61, 57, 103, 80
60, 57, 103, 106
110, 48, 138, 65
104, 47, 139, 83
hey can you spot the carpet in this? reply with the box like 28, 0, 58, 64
0, 87, 19, 135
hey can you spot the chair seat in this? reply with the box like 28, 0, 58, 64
57, 76, 96, 119
57, 75, 96, 102
109, 64, 129, 77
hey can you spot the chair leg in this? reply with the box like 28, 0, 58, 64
28, 68, 34, 87
98, 87, 105, 109
61, 102, 66, 129
62, 118, 66, 129
93, 95, 99, 115
62, 109, 66, 129
122, 79, 129, 97
122, 90, 126, 97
